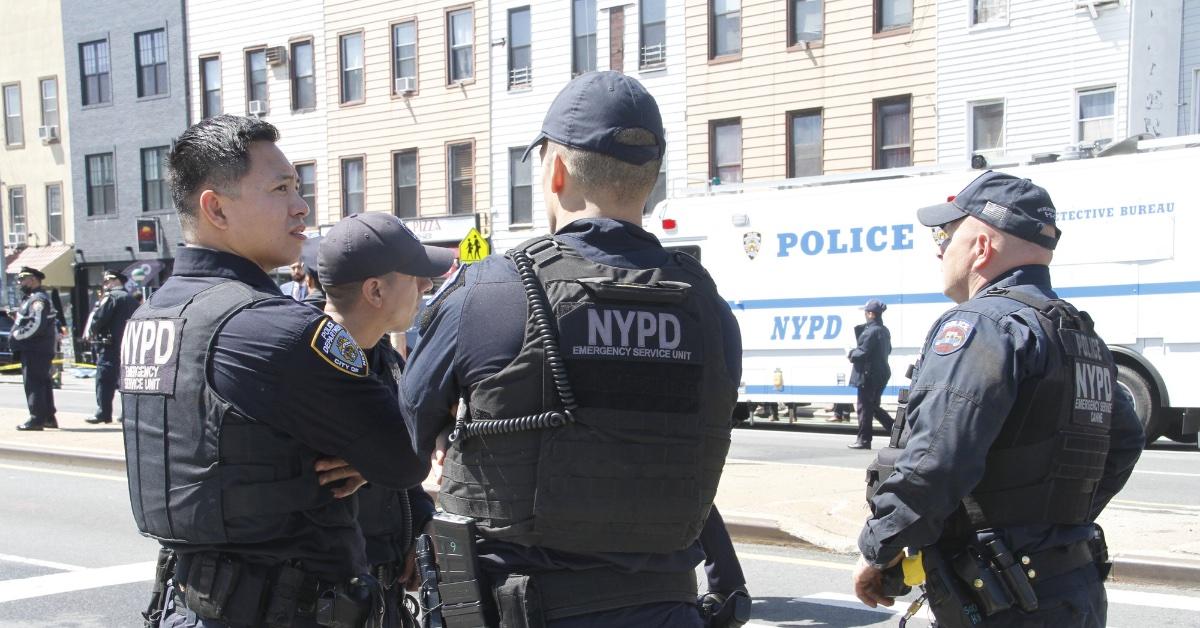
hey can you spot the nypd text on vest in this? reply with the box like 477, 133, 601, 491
121, 319, 184, 393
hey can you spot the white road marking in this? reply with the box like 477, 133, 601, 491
1111, 498, 1200, 511
0, 560, 154, 604
0, 553, 85, 572
1107, 588, 1200, 612
0, 462, 124, 482
1130, 469, 1200, 478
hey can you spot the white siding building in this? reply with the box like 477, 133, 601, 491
487, 0, 686, 252
935, 0, 1134, 166
1180, 0, 1200, 135
186, 0, 329, 229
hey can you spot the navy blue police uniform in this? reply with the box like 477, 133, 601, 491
124, 247, 428, 628
12, 268, 59, 431
402, 218, 745, 628
860, 173, 1145, 627
848, 301, 893, 448
87, 273, 139, 423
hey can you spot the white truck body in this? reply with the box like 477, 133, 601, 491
646, 138, 1200, 440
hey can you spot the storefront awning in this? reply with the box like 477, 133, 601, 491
7, 243, 75, 287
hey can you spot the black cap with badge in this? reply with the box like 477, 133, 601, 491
520, 71, 666, 165
862, 299, 886, 314
17, 266, 45, 281
103, 270, 129, 284
318, 212, 456, 286
917, 171, 1061, 250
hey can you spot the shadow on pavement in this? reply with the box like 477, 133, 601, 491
749, 596, 897, 626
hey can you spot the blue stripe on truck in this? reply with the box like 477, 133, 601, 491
727, 280, 1200, 310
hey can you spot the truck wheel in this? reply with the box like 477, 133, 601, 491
1116, 364, 1163, 444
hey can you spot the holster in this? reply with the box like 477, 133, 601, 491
494, 575, 545, 628
143, 547, 176, 628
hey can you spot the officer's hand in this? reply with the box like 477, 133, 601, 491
314, 457, 368, 498
397, 550, 418, 591
852, 555, 895, 608
431, 425, 452, 485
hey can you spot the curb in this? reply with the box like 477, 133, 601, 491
0, 443, 125, 472
1110, 554, 1200, 587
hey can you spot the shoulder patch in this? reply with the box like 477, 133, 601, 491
932, 319, 974, 355
310, 318, 369, 377
31, 301, 44, 312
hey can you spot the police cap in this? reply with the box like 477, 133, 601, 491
318, 212, 456, 285
17, 266, 45, 281
917, 171, 1061, 250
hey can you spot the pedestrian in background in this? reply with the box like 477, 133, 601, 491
847, 299, 893, 449
85, 270, 139, 424
854, 172, 1145, 627
12, 267, 58, 431
279, 260, 308, 300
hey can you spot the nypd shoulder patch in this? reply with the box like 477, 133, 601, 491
310, 318, 368, 377
932, 319, 974, 355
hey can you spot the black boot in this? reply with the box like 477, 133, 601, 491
16, 419, 44, 431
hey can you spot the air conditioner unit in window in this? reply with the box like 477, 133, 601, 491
265, 46, 287, 66
37, 125, 60, 144
7, 232, 27, 247
1074, 0, 1120, 19
248, 100, 269, 116
394, 77, 416, 96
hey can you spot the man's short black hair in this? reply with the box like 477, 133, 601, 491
168, 114, 280, 234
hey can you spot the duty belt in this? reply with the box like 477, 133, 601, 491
523, 566, 698, 620
173, 551, 373, 628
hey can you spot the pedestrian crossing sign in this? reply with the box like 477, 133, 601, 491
458, 228, 490, 264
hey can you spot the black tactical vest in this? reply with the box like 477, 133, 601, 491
120, 281, 353, 544
440, 236, 737, 554
357, 341, 414, 565
867, 288, 1114, 530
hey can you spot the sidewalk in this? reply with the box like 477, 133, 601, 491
1, 407, 1196, 587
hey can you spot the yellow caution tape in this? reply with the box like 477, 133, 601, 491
902, 551, 927, 586
0, 359, 96, 371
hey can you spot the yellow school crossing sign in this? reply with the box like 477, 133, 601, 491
458, 228, 490, 264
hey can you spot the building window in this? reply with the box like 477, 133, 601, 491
874, 95, 912, 169
509, 7, 532, 88
86, 153, 116, 216
640, 0, 666, 67
8, 187, 25, 237
341, 157, 364, 216
245, 48, 268, 113
2, 84, 21, 146
1077, 87, 1115, 145
46, 184, 63, 242
448, 9, 474, 83
710, 119, 742, 184
448, 142, 474, 215
291, 40, 315, 111
971, 0, 1008, 26
508, 147, 532, 225
572, 0, 596, 75
135, 29, 169, 98
79, 40, 111, 106
710, 0, 741, 59
789, 0, 823, 45
340, 33, 364, 104
142, 146, 169, 212
970, 101, 1004, 160
295, 162, 316, 226
200, 56, 221, 118
392, 21, 417, 94
788, 109, 822, 177
393, 150, 418, 219
643, 162, 666, 214
875, 0, 912, 33
40, 78, 59, 128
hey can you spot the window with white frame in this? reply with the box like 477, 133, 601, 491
508, 7, 532, 88
142, 146, 170, 212
79, 40, 111, 106
341, 157, 364, 216
1077, 87, 1115, 145
874, 95, 912, 168
790, 0, 822, 45
291, 40, 315, 111
970, 100, 1004, 159
200, 56, 221, 118
246, 48, 268, 111
46, 184, 63, 242
8, 187, 25, 236
640, 0, 666, 67
136, 29, 169, 97
875, 0, 912, 33
788, 109, 822, 177
971, 0, 1008, 26
710, 0, 741, 58
393, 21, 417, 92
40, 78, 59, 128
295, 162, 316, 226
572, 0, 596, 75
2, 84, 21, 146
448, 9, 474, 83
509, 147, 532, 225
710, 119, 742, 183
339, 34, 364, 104
86, 153, 116, 215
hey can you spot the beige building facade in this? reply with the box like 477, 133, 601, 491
0, 1, 75, 291
684, 0, 936, 185
325, 0, 490, 248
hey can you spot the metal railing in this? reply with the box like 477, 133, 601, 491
640, 43, 666, 67
509, 66, 532, 88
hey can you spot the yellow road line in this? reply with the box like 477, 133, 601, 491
0, 462, 124, 482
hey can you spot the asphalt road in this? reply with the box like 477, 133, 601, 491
1, 458, 1198, 627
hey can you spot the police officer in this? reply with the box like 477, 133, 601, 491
313, 213, 454, 627
853, 172, 1146, 627
123, 114, 428, 628
13, 267, 59, 431
85, 270, 139, 424
401, 72, 746, 628
847, 299, 893, 449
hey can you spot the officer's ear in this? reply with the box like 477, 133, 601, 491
550, 153, 567, 194
197, 189, 229, 231
361, 277, 385, 308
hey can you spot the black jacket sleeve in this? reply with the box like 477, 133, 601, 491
1090, 385, 1144, 519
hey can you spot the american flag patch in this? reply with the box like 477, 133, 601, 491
981, 201, 1010, 224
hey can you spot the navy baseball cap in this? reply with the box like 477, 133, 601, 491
862, 299, 886, 314
520, 71, 665, 165
917, 171, 1061, 250
319, 213, 456, 285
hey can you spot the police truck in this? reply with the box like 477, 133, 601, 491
646, 136, 1200, 443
